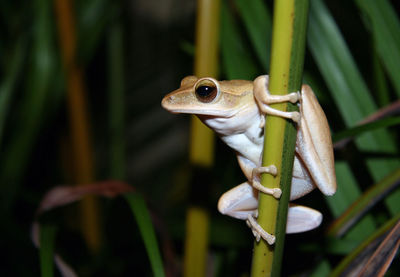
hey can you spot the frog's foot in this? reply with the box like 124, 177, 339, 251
254, 75, 301, 123
246, 212, 275, 244
252, 166, 282, 198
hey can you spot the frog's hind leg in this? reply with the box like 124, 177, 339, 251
217, 182, 277, 245
218, 182, 323, 245
218, 182, 258, 220
254, 75, 301, 123
246, 204, 323, 244
296, 85, 336, 196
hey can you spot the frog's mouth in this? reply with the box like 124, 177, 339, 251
161, 92, 252, 118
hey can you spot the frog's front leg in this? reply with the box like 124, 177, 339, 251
236, 156, 282, 244
236, 155, 281, 199
254, 75, 301, 124
251, 166, 282, 198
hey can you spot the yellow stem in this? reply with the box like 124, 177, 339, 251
54, 0, 101, 252
183, 0, 220, 276
251, 0, 308, 275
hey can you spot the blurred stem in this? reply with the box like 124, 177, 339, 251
251, 0, 308, 276
183, 0, 220, 276
108, 18, 125, 180
54, 0, 101, 252
0, 38, 25, 148
40, 224, 57, 277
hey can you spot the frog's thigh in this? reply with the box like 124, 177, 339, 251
290, 156, 315, 200
297, 85, 336, 195
237, 155, 257, 181
218, 182, 258, 220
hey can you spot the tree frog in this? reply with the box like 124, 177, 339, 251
162, 75, 336, 244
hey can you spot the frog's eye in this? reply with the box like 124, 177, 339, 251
195, 79, 219, 103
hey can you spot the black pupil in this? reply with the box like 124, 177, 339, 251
196, 85, 214, 98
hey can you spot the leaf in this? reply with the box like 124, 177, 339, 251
124, 192, 166, 277
355, 0, 400, 98
234, 0, 272, 71
358, 220, 400, 277
324, 162, 376, 241
0, 37, 26, 148
331, 214, 400, 277
334, 100, 400, 149
76, 0, 110, 64
308, 0, 400, 215
37, 181, 133, 213
327, 168, 400, 238
0, 0, 57, 212
33, 181, 133, 277
332, 116, 400, 143
220, 1, 258, 80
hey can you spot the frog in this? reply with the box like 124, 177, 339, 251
162, 75, 336, 244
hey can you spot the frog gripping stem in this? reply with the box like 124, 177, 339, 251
247, 213, 276, 245
254, 75, 301, 123
251, 165, 282, 198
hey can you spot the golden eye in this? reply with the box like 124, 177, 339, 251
195, 79, 218, 103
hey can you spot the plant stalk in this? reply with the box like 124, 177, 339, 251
183, 0, 220, 276
250, 0, 309, 276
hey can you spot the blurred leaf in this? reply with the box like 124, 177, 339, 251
36, 181, 133, 213
334, 100, 400, 149
358, 220, 400, 277
76, 0, 110, 64
325, 162, 376, 241
371, 46, 390, 107
124, 192, 165, 277
310, 260, 331, 277
328, 168, 400, 238
308, 0, 400, 215
331, 214, 400, 277
323, 237, 361, 255
308, 0, 377, 238
234, 0, 272, 71
332, 116, 400, 143
220, 0, 258, 80
40, 224, 56, 277
0, 37, 26, 147
0, 0, 56, 212
355, 0, 400, 98
309, 0, 376, 123
33, 181, 133, 276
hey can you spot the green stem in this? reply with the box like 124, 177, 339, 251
250, 1, 309, 276
40, 224, 57, 277
108, 17, 125, 180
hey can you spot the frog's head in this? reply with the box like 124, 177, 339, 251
162, 76, 254, 118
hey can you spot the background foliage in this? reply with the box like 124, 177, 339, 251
0, 0, 399, 276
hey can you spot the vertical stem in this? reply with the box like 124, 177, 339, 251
40, 224, 57, 277
183, 0, 220, 276
54, 0, 101, 252
108, 18, 125, 180
251, 0, 309, 276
